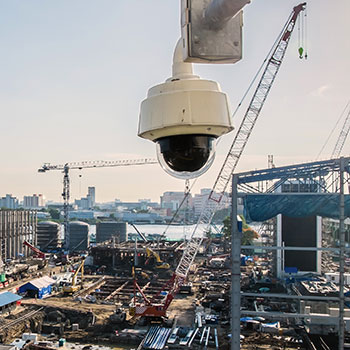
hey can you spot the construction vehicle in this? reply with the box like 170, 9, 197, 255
38, 158, 156, 251
23, 241, 49, 269
63, 258, 85, 294
23, 241, 48, 259
109, 307, 127, 324
129, 3, 306, 320
145, 248, 170, 269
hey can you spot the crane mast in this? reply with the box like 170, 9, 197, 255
132, 3, 307, 318
39, 158, 157, 251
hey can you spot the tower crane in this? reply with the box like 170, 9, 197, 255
38, 158, 157, 251
130, 3, 306, 319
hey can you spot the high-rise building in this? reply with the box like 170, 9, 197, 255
23, 194, 45, 209
76, 187, 95, 210
88, 187, 95, 208
160, 191, 192, 211
192, 188, 231, 217
0, 194, 19, 209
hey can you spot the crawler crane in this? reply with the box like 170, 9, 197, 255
130, 3, 307, 320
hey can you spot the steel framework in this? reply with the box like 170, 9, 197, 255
231, 157, 350, 350
176, 2, 306, 282
132, 2, 307, 321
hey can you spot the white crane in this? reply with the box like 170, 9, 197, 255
176, 2, 307, 279
131, 3, 307, 319
332, 102, 350, 158
38, 158, 157, 251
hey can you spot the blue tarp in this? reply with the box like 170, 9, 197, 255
243, 194, 350, 223
19, 276, 55, 299
0, 291, 22, 307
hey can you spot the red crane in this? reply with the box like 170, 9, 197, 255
129, 3, 307, 319
23, 241, 47, 260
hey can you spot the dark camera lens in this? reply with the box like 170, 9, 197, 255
157, 134, 216, 172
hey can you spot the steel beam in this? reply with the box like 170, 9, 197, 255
231, 174, 240, 350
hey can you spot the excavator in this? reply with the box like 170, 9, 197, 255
63, 258, 85, 295
145, 248, 170, 269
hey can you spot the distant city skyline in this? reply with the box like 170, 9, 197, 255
1, 1, 349, 202
0, 186, 216, 206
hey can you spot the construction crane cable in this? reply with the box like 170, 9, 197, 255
163, 11, 295, 230
231, 12, 293, 119
304, 7, 308, 58
316, 101, 350, 160
130, 3, 307, 317
331, 102, 350, 158
175, 3, 306, 279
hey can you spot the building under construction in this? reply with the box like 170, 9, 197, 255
90, 239, 184, 273
0, 210, 37, 261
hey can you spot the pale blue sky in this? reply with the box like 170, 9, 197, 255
1, 0, 349, 202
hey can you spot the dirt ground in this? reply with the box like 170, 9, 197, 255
21, 296, 116, 322
167, 293, 196, 326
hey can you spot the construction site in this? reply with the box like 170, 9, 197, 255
0, 1, 349, 350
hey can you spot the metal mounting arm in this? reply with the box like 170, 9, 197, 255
205, 0, 251, 30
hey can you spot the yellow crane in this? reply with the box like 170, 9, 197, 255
63, 258, 85, 294
145, 248, 170, 269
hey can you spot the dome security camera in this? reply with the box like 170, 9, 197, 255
138, 40, 234, 179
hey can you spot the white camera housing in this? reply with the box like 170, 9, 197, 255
138, 40, 234, 179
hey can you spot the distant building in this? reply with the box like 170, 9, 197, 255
75, 186, 96, 210
75, 197, 89, 210
0, 195, 18, 209
161, 191, 192, 211
23, 194, 45, 209
115, 212, 164, 224
88, 187, 95, 208
114, 199, 159, 211
68, 210, 94, 220
193, 189, 230, 217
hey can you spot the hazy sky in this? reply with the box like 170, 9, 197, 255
1, 0, 349, 203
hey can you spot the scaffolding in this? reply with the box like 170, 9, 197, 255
0, 210, 37, 262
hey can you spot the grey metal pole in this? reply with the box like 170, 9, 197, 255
339, 157, 345, 350
205, 0, 250, 30
231, 174, 240, 350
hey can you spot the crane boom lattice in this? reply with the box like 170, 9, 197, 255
39, 158, 157, 251
175, 3, 306, 281
332, 103, 350, 158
